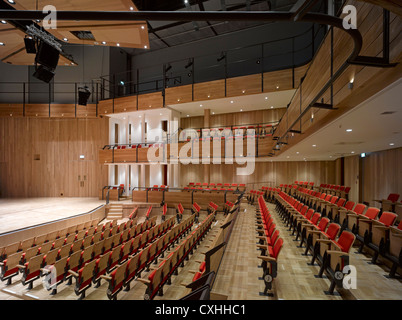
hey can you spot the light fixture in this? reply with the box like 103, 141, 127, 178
200, 104, 203, 107
346, 129, 353, 132
270, 106, 274, 109
79, 155, 85, 159
240, 109, 243, 112
130, 6, 134, 10
117, 43, 120, 47
276, 86, 279, 89
1, 20, 7, 24
312, 144, 317, 147
63, 38, 68, 42
348, 79, 354, 89
141, 26, 145, 30
265, 97, 268, 100
144, 45, 148, 49
78, 86, 91, 106
389, 143, 395, 146
119, 80, 125, 86
0, 42, 5, 46
230, 101, 234, 104
351, 151, 355, 154
186, 115, 189, 117
212, 112, 215, 115
102, 41, 106, 45
7, 0, 15, 4
296, 152, 299, 154
207, 95, 210, 98
360, 153, 366, 158
242, 90, 245, 94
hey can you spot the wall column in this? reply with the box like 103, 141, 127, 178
204, 108, 210, 184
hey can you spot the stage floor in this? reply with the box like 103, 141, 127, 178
0, 197, 105, 235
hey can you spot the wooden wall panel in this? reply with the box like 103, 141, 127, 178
0, 117, 109, 198
180, 160, 336, 190
344, 155, 360, 203
25, 104, 49, 118
362, 147, 402, 208
0, 104, 24, 117
50, 104, 76, 118
138, 92, 163, 110
113, 95, 137, 113
165, 85, 193, 105
194, 79, 226, 101
226, 74, 262, 97
98, 99, 114, 115
76, 104, 98, 118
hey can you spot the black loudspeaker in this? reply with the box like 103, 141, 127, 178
33, 65, 55, 83
35, 41, 59, 69
78, 87, 91, 106
24, 37, 36, 54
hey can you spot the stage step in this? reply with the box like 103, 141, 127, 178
107, 204, 123, 220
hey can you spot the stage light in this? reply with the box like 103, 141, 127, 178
35, 41, 59, 69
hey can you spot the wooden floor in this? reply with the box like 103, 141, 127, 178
0, 197, 401, 300
0, 198, 105, 235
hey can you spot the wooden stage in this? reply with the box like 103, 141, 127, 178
0, 198, 105, 235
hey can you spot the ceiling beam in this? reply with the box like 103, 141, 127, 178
197, 0, 218, 36
146, 22, 171, 48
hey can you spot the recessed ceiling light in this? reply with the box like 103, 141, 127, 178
270, 106, 274, 109
200, 104, 203, 107
346, 129, 353, 132
7, 0, 15, 4
130, 6, 134, 10
389, 143, 395, 146
1, 20, 7, 24
312, 144, 317, 147
144, 45, 148, 49
63, 38, 68, 41
207, 95, 211, 98
351, 151, 355, 154
276, 86, 279, 89
139, 115, 141, 118
296, 152, 299, 154
265, 97, 268, 100
117, 43, 120, 47
160, 113, 162, 116
212, 112, 215, 115
242, 90, 245, 94
240, 109, 243, 112
141, 26, 145, 30
102, 41, 107, 45
230, 101, 234, 104
186, 115, 189, 117
286, 156, 290, 159
0, 42, 4, 46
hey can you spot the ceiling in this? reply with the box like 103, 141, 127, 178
167, 89, 295, 117
0, 0, 149, 65
130, 0, 326, 53
272, 77, 402, 162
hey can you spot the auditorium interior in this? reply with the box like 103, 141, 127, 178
0, 0, 401, 302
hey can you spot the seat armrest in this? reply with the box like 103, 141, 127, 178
68, 270, 79, 278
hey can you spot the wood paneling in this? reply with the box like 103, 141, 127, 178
0, 117, 109, 198
361, 147, 402, 207
165, 85, 193, 105
98, 99, 114, 115
113, 95, 137, 113
274, 0, 402, 156
344, 155, 360, 203
226, 74, 262, 97
138, 91, 163, 110
180, 160, 336, 190
50, 104, 76, 118
194, 79, 226, 101
0, 104, 24, 117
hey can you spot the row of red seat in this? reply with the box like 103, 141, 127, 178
136, 213, 215, 300
275, 191, 356, 294
255, 196, 283, 296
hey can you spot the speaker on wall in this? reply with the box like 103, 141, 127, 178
24, 37, 37, 54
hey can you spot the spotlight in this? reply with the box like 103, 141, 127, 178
24, 37, 37, 54
78, 86, 91, 106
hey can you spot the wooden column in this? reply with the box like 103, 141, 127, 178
204, 108, 210, 184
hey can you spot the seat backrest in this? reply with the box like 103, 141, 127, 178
272, 238, 284, 259
364, 207, 380, 220
336, 198, 346, 207
387, 193, 400, 202
353, 203, 366, 215
330, 196, 339, 204
336, 231, 355, 253
305, 208, 314, 219
344, 201, 355, 210
311, 213, 321, 225
379, 212, 397, 227
326, 223, 341, 240
317, 217, 330, 231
